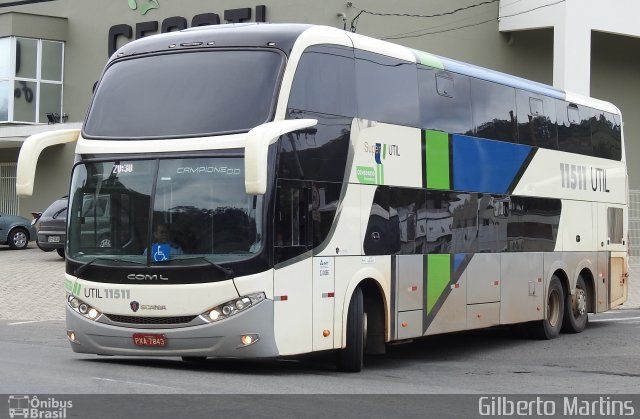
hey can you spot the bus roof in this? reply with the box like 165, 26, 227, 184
111, 23, 620, 115
112, 23, 312, 60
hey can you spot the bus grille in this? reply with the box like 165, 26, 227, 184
104, 314, 198, 325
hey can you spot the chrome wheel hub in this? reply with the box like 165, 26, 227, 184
13, 232, 27, 247
575, 288, 587, 316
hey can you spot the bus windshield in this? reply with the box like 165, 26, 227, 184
83, 49, 284, 139
67, 157, 263, 265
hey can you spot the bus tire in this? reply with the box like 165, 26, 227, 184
561, 275, 589, 333
56, 248, 65, 258
529, 275, 564, 340
336, 286, 365, 372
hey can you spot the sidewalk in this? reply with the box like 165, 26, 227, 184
0, 247, 66, 321
624, 265, 640, 309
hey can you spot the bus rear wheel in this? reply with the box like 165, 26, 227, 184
562, 275, 589, 333
529, 275, 564, 339
336, 286, 365, 372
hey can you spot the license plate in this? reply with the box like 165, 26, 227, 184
47, 236, 60, 243
132, 333, 167, 347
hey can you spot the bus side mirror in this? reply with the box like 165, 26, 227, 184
16, 129, 80, 197
244, 119, 317, 195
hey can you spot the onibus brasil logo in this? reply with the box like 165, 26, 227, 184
8, 395, 73, 418
128, 0, 159, 15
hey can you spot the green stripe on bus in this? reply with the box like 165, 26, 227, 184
376, 164, 384, 184
427, 254, 451, 315
411, 49, 445, 70
425, 130, 450, 190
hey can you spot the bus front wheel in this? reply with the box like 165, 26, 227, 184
561, 275, 589, 333
529, 275, 564, 339
336, 287, 365, 372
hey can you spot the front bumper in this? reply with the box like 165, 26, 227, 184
66, 299, 279, 358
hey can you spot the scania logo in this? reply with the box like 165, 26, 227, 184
130, 301, 140, 312
127, 274, 169, 281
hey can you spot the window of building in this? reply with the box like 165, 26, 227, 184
0, 37, 64, 124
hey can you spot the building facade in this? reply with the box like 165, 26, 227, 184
0, 1, 638, 264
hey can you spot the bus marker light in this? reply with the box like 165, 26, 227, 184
274, 296, 288, 301
450, 284, 460, 289
323, 330, 331, 337
493, 281, 500, 286
239, 334, 259, 347
401, 322, 408, 328
322, 293, 335, 298
409, 286, 418, 292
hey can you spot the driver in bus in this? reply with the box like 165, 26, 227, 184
144, 223, 184, 260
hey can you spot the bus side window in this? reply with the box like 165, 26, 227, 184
282, 44, 354, 183
389, 187, 426, 254
471, 78, 517, 143
516, 90, 558, 149
274, 180, 312, 264
591, 109, 622, 160
287, 44, 356, 117
418, 67, 473, 135
355, 49, 419, 127
311, 182, 341, 248
557, 101, 593, 156
363, 187, 390, 256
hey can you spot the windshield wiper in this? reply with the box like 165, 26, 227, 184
182, 257, 234, 279
74, 257, 144, 277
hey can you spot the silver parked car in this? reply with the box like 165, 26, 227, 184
0, 212, 36, 250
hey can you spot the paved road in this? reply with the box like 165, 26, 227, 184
1, 246, 639, 393
0, 309, 639, 395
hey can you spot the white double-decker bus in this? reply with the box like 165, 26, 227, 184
17, 24, 628, 372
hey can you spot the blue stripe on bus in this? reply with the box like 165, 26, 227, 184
453, 253, 466, 274
452, 135, 532, 194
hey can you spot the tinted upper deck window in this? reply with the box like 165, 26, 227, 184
355, 49, 419, 127
418, 67, 473, 135
516, 90, 557, 149
471, 79, 517, 143
557, 101, 592, 156
591, 109, 622, 160
84, 49, 284, 139
287, 44, 355, 117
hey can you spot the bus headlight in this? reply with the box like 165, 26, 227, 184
200, 292, 266, 323
67, 294, 102, 321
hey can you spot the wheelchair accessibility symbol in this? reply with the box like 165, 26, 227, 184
152, 243, 171, 262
